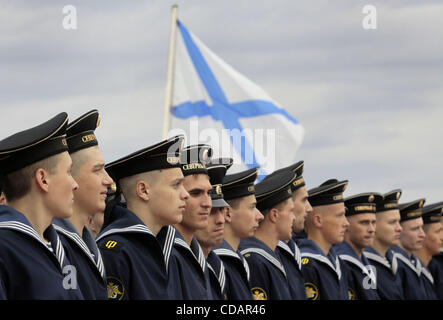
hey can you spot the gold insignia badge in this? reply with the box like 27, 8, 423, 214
368, 195, 375, 203
419, 200, 424, 208
201, 149, 208, 161
396, 192, 401, 200
110, 183, 117, 193
301, 257, 310, 265
96, 114, 101, 128
251, 287, 267, 300
215, 185, 222, 195
348, 287, 356, 300
107, 276, 124, 300
305, 283, 319, 300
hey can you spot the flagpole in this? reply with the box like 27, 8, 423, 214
162, 4, 179, 139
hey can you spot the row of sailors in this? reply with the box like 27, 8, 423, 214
0, 110, 441, 300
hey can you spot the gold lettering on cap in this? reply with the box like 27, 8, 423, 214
82, 134, 96, 143
384, 203, 397, 209
182, 163, 206, 170
248, 186, 255, 192
407, 211, 421, 218
333, 195, 343, 201
355, 205, 375, 212
430, 215, 441, 222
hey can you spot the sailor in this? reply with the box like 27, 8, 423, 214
167, 144, 213, 299
96, 135, 188, 299
363, 189, 404, 299
298, 179, 350, 300
239, 170, 297, 300
195, 158, 232, 300
0, 112, 83, 299
336, 192, 381, 300
269, 161, 311, 299
428, 202, 443, 299
415, 202, 443, 299
390, 198, 429, 299
213, 167, 263, 300
53, 109, 111, 299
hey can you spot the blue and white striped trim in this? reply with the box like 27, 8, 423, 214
240, 247, 286, 278
301, 252, 342, 280
0, 221, 65, 269
174, 237, 207, 273
392, 252, 420, 277
339, 254, 377, 285
96, 224, 154, 242
53, 224, 105, 279
213, 248, 250, 281
163, 226, 175, 272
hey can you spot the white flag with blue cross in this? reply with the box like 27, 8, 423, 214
168, 20, 304, 179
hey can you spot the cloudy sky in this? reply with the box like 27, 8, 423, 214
1, 0, 442, 204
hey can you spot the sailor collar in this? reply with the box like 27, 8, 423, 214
336, 241, 376, 284
240, 237, 286, 278
0, 206, 68, 270
53, 218, 105, 280
207, 250, 226, 294
277, 239, 302, 271
213, 240, 250, 281
96, 205, 175, 271
299, 239, 342, 280
173, 229, 207, 275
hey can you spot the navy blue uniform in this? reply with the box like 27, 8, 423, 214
299, 239, 348, 300
53, 218, 107, 299
390, 245, 431, 299
336, 241, 380, 300
0, 206, 84, 299
97, 205, 174, 300
206, 250, 227, 300
418, 259, 438, 300
429, 250, 443, 299
213, 240, 252, 300
168, 229, 208, 299
239, 237, 292, 300
363, 247, 404, 299
276, 239, 306, 300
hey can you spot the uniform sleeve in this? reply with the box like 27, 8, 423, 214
98, 238, 130, 300
243, 254, 272, 300
300, 258, 321, 300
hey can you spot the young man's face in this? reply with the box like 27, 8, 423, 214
346, 213, 377, 250
400, 218, 425, 253
423, 222, 443, 256
231, 194, 264, 239
148, 167, 189, 226
318, 202, 349, 245
375, 209, 402, 247
181, 174, 212, 231
72, 147, 114, 215
47, 152, 79, 218
292, 186, 312, 233
195, 206, 226, 248
276, 199, 296, 241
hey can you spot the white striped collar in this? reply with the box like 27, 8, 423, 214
174, 234, 207, 273
339, 254, 377, 284
277, 240, 302, 270
240, 247, 287, 278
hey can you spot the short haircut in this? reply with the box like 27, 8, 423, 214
119, 169, 162, 203
2, 154, 60, 202
70, 146, 97, 176
260, 198, 291, 217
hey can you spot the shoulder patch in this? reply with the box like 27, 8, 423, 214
348, 287, 356, 300
101, 240, 123, 252
107, 276, 125, 300
251, 287, 267, 300
305, 282, 319, 300
301, 257, 310, 265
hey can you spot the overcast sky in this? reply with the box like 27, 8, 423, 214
1, 0, 442, 204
